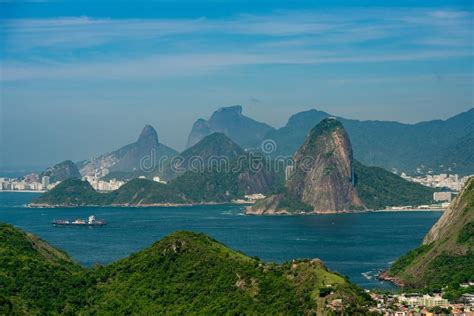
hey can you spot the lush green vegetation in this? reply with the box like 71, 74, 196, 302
387, 244, 432, 276
387, 177, 473, 298
35, 122, 435, 211
353, 161, 435, 209
0, 224, 374, 314
33, 152, 282, 206
32, 178, 113, 206
0, 223, 84, 314
458, 221, 474, 244
276, 193, 313, 212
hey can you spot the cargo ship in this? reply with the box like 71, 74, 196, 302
52, 215, 106, 226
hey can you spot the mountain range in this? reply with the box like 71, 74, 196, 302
32, 119, 434, 210
186, 105, 274, 148
39, 106, 473, 184
188, 106, 474, 175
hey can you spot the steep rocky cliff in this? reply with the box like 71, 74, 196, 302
385, 177, 473, 289
286, 118, 365, 212
247, 118, 365, 214
77, 124, 178, 179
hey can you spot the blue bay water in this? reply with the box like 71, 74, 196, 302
0, 192, 442, 289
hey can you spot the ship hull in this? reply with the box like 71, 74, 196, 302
52, 222, 106, 226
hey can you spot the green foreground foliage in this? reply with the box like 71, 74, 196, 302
0, 223, 374, 315
387, 178, 474, 299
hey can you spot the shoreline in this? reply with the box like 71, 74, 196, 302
245, 207, 445, 216
28, 201, 254, 209
377, 271, 405, 288
1, 190, 45, 193
29, 201, 445, 213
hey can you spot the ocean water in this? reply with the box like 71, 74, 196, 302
0, 192, 442, 289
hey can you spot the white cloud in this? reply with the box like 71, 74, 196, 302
2, 49, 472, 81
1, 8, 472, 81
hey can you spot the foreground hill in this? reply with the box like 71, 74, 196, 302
247, 119, 434, 214
0, 223, 83, 314
384, 177, 473, 293
0, 224, 374, 315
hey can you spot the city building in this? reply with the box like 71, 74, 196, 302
433, 191, 452, 202
400, 173, 472, 192
153, 176, 167, 184
42, 176, 50, 189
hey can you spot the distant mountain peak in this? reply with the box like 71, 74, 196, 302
214, 105, 243, 116
137, 124, 159, 145
186, 105, 274, 148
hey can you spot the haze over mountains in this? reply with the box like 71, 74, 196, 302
186, 105, 275, 148
188, 106, 474, 176
34, 119, 434, 211
77, 124, 178, 180
39, 105, 473, 183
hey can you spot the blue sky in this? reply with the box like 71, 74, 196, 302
1, 0, 473, 167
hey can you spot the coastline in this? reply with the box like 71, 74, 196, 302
28, 201, 254, 208
245, 207, 445, 216
0, 190, 45, 193
29, 201, 445, 213
377, 271, 405, 287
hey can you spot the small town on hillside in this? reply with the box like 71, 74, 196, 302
367, 290, 474, 316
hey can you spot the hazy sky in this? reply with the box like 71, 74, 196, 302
1, 0, 473, 168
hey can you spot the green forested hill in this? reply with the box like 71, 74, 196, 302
0, 223, 84, 314
0, 224, 374, 315
386, 177, 474, 297
32, 152, 281, 207
353, 161, 435, 209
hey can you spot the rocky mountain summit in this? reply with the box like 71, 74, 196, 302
286, 118, 365, 212
186, 105, 275, 149
247, 118, 365, 214
77, 124, 178, 179
41, 160, 81, 182
179, 133, 245, 171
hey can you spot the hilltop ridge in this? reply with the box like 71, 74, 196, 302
0, 224, 374, 315
385, 177, 474, 291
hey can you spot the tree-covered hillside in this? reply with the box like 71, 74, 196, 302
32, 152, 282, 207
385, 177, 474, 298
353, 161, 435, 209
0, 224, 375, 315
